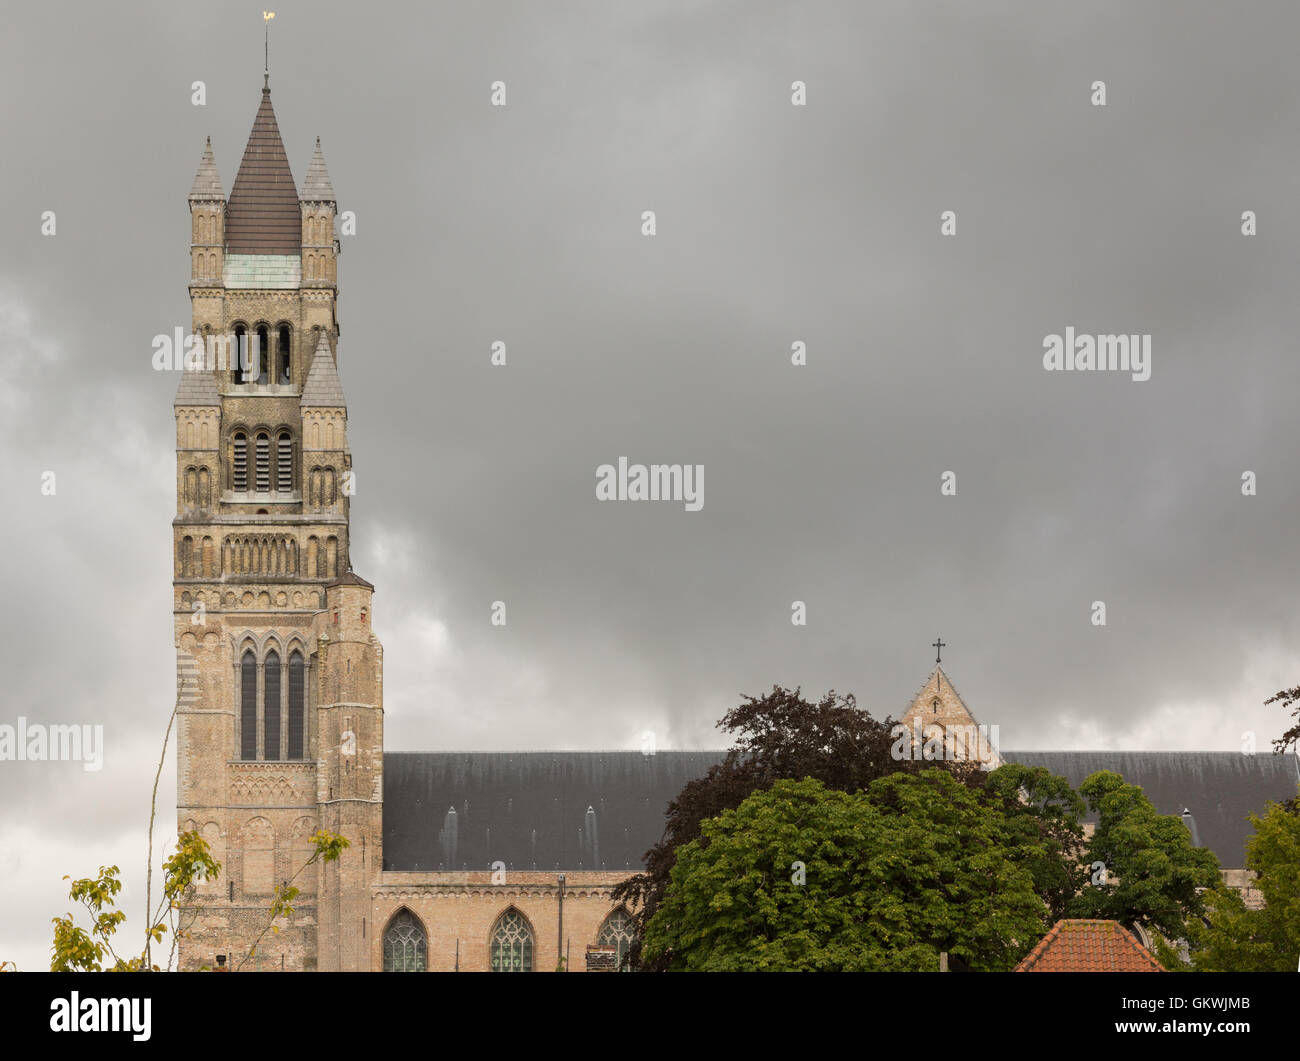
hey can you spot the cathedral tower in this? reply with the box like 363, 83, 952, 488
173, 76, 382, 971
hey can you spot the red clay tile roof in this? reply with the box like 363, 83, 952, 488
1015, 919, 1165, 972
226, 81, 301, 254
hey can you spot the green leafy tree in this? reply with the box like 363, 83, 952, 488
50, 829, 221, 972
984, 762, 1088, 922
613, 686, 972, 970
642, 773, 1049, 971
1068, 770, 1221, 942
1186, 794, 1300, 971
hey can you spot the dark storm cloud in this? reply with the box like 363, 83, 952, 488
2, 0, 1300, 967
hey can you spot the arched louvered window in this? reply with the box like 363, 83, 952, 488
287, 651, 305, 760
255, 433, 271, 492
276, 431, 293, 492
263, 651, 281, 761
490, 909, 533, 972
383, 910, 427, 972
234, 325, 249, 384
232, 433, 248, 492
597, 908, 637, 971
256, 325, 270, 384
240, 650, 257, 761
278, 325, 291, 384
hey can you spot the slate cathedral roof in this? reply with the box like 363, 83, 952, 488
381, 749, 1299, 873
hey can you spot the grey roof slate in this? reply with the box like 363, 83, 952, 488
382, 751, 724, 872
301, 137, 336, 202
381, 749, 1299, 873
173, 358, 220, 406
300, 331, 345, 407
1003, 751, 1299, 868
189, 137, 224, 201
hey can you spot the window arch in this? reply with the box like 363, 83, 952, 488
233, 324, 249, 383
597, 907, 637, 971
277, 431, 293, 492
232, 432, 248, 492
287, 650, 306, 760
255, 325, 270, 384
239, 650, 257, 761
255, 433, 271, 492
489, 908, 533, 972
277, 324, 292, 384
263, 651, 281, 761
383, 909, 427, 972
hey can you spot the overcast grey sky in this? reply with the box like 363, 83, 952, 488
3, 0, 1300, 969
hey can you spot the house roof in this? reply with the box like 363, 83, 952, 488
225, 81, 301, 254
1015, 919, 1164, 972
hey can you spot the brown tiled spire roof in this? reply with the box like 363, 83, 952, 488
328, 570, 374, 590
189, 137, 224, 201
1015, 920, 1165, 972
301, 138, 336, 203
225, 79, 301, 254
301, 330, 346, 407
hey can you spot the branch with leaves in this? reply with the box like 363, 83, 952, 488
235, 829, 350, 971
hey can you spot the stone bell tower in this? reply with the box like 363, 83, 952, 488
173, 73, 382, 972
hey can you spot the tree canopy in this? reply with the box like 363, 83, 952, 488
641, 773, 1050, 971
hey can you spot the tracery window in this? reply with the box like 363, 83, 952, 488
263, 651, 281, 761
239, 650, 257, 761
383, 910, 427, 972
597, 907, 637, 971
489, 909, 533, 972
287, 651, 306, 760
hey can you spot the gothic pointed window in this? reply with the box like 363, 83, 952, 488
255, 433, 271, 492
383, 910, 427, 972
597, 908, 637, 971
232, 433, 248, 492
256, 326, 270, 384
240, 650, 257, 761
263, 650, 281, 761
278, 325, 292, 384
276, 431, 293, 492
490, 909, 533, 972
287, 650, 305, 760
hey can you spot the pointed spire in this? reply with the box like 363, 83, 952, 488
301, 137, 336, 203
174, 351, 220, 407
189, 137, 224, 201
225, 81, 301, 254
301, 330, 346, 406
